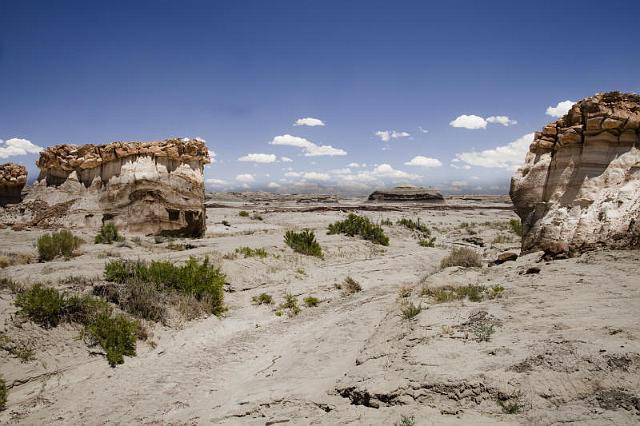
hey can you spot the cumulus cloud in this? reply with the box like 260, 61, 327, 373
206, 178, 227, 186
270, 134, 346, 156
280, 156, 293, 162
294, 117, 325, 127
267, 182, 281, 188
347, 162, 366, 168
238, 153, 277, 163
453, 133, 534, 170
371, 164, 420, 180
450, 114, 517, 129
235, 174, 255, 183
207, 150, 217, 164
404, 156, 443, 168
0, 138, 43, 159
375, 130, 411, 142
300, 172, 331, 181
546, 100, 575, 118
486, 116, 517, 126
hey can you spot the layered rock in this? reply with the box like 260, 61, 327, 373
0, 163, 27, 206
368, 186, 444, 202
26, 138, 210, 236
510, 92, 640, 254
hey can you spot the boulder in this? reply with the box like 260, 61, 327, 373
510, 91, 640, 255
0, 163, 27, 206
368, 186, 444, 202
493, 251, 518, 265
24, 138, 210, 236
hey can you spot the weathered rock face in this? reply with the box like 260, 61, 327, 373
510, 92, 640, 254
368, 186, 444, 202
27, 138, 210, 236
0, 163, 27, 206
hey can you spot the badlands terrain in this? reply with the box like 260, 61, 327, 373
1, 194, 639, 425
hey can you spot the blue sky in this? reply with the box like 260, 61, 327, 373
2, 0, 639, 193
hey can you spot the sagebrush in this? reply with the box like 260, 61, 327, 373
440, 247, 482, 268
95, 223, 125, 244
327, 213, 389, 246
37, 230, 83, 261
284, 229, 323, 257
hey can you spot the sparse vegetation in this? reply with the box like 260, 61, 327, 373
236, 246, 268, 258
284, 229, 323, 257
401, 302, 422, 319
421, 285, 487, 303
0, 277, 23, 294
489, 285, 505, 299
397, 217, 431, 237
238, 210, 250, 217
0, 375, 6, 411
473, 323, 495, 342
166, 242, 186, 251
117, 280, 167, 323
280, 292, 300, 316
15, 284, 68, 328
492, 233, 514, 244
418, 237, 436, 247
104, 257, 226, 316
94, 223, 125, 244
327, 213, 389, 246
497, 397, 524, 414
303, 296, 320, 307
440, 247, 482, 269
0, 252, 32, 269
252, 293, 273, 305
509, 218, 523, 236
395, 415, 416, 426
85, 312, 137, 366
341, 276, 362, 295
380, 218, 393, 226
37, 230, 83, 261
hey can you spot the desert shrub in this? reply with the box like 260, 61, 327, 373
509, 219, 523, 236
421, 285, 487, 303
0, 278, 23, 294
104, 257, 226, 315
236, 246, 268, 258
37, 230, 83, 261
327, 214, 389, 246
380, 218, 393, 226
395, 415, 416, 426
15, 284, 67, 327
252, 293, 273, 305
397, 218, 431, 237
303, 296, 320, 307
238, 210, 250, 217
118, 280, 167, 323
284, 230, 323, 257
166, 242, 185, 251
86, 313, 137, 367
418, 237, 436, 247
492, 233, 514, 244
0, 375, 6, 411
64, 294, 113, 324
0, 252, 32, 269
401, 302, 422, 319
94, 223, 124, 244
497, 396, 524, 414
342, 276, 362, 295
473, 323, 495, 342
280, 292, 300, 316
440, 247, 482, 269
489, 285, 505, 299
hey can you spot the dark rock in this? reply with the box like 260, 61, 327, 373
368, 186, 444, 202
493, 251, 518, 265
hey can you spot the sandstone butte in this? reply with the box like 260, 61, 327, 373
28, 138, 210, 236
0, 163, 28, 207
510, 91, 640, 255
368, 186, 444, 202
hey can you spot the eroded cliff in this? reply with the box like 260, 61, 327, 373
0, 163, 27, 207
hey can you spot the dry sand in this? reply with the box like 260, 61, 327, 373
0, 196, 639, 425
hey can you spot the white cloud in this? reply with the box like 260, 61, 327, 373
294, 117, 325, 127
0, 138, 43, 159
285, 171, 301, 177
235, 174, 255, 183
348, 162, 366, 168
375, 130, 411, 142
270, 134, 346, 157
546, 100, 575, 118
372, 164, 420, 180
453, 133, 534, 170
238, 153, 277, 163
207, 150, 217, 164
418, 126, 429, 134
267, 182, 281, 188
301, 172, 331, 181
449, 115, 487, 129
486, 116, 517, 126
404, 156, 443, 168
280, 156, 293, 162
206, 178, 227, 186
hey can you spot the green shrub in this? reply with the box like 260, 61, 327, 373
341, 276, 362, 295
37, 230, 83, 261
252, 293, 273, 305
104, 257, 226, 315
238, 210, 250, 217
86, 313, 137, 367
401, 302, 422, 319
509, 219, 523, 237
94, 223, 124, 244
418, 237, 436, 247
0, 375, 6, 411
303, 296, 320, 307
397, 218, 431, 237
15, 284, 67, 327
380, 218, 393, 226
280, 292, 300, 316
497, 397, 523, 414
421, 285, 487, 303
236, 246, 268, 258
440, 247, 483, 269
395, 415, 416, 426
284, 230, 323, 257
328, 214, 389, 246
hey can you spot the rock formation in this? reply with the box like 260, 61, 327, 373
24, 138, 210, 236
368, 186, 444, 202
510, 91, 640, 254
0, 163, 27, 207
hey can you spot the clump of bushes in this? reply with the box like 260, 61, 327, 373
0, 375, 7, 410
279, 292, 301, 316
422, 285, 486, 303
509, 218, 523, 236
339, 276, 362, 295
14, 284, 138, 366
397, 218, 431, 235
238, 210, 250, 217
440, 247, 483, 269
37, 230, 83, 261
327, 213, 389, 246
95, 223, 124, 244
104, 256, 226, 315
284, 230, 323, 257
401, 302, 422, 320
252, 293, 273, 305
418, 237, 436, 247
303, 296, 320, 307
236, 247, 268, 258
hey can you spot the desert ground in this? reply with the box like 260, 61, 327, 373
1, 195, 639, 425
